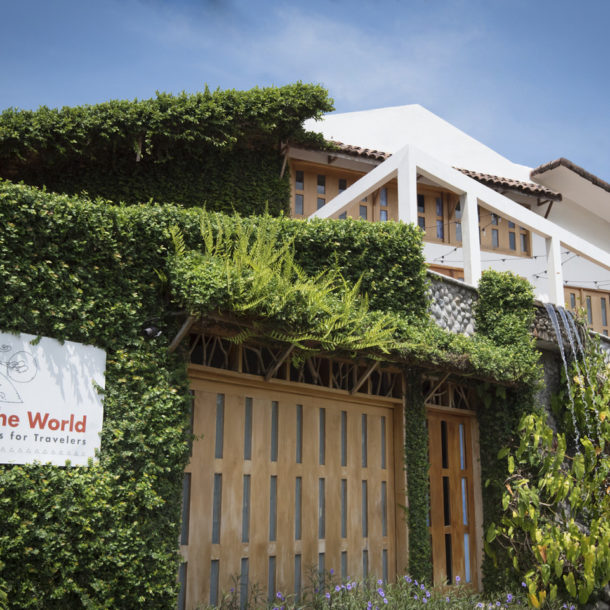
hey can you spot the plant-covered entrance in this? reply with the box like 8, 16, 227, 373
180, 337, 408, 609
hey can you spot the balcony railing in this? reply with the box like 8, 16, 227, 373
310, 144, 610, 306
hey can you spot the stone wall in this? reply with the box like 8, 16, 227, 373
427, 273, 608, 413
428, 271, 609, 362
427, 272, 476, 335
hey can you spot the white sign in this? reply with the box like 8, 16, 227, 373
0, 331, 106, 466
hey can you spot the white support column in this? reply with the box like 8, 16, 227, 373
546, 235, 564, 306
460, 192, 482, 286
396, 146, 418, 223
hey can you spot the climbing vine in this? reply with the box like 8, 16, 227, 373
0, 180, 545, 605
403, 369, 432, 582
489, 321, 610, 606
0, 83, 333, 213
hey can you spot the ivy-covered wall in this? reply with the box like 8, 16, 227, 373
0, 180, 431, 607
0, 84, 333, 213
0, 175, 539, 606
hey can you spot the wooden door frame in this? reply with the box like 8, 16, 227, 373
182, 363, 409, 604
425, 404, 484, 591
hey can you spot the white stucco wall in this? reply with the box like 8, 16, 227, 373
304, 105, 532, 182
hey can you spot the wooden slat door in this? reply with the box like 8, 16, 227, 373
182, 373, 400, 609
427, 408, 478, 588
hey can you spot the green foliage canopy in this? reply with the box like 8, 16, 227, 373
0, 83, 334, 213
488, 333, 610, 607
0, 178, 544, 606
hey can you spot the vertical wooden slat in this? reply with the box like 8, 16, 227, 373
219, 391, 247, 597
185, 390, 215, 606
187, 376, 402, 607
248, 394, 270, 592
324, 405, 341, 576
276, 399, 295, 593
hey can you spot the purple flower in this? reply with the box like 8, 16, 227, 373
384, 600, 388, 605
455, 575, 461, 583
426, 591, 431, 597
276, 592, 284, 601
414, 580, 419, 586
414, 594, 419, 600
377, 587, 385, 597
405, 575, 412, 583
423, 598, 428, 604
346, 583, 352, 591
330, 568, 334, 575
378, 579, 383, 585
507, 594, 513, 603
521, 582, 527, 588
367, 603, 373, 609
421, 583, 425, 590
335, 585, 341, 592
325, 592, 330, 600
496, 603, 501, 607
477, 603, 483, 608
446, 597, 450, 603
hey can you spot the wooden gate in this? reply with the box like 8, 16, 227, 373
181, 366, 406, 608
427, 406, 480, 588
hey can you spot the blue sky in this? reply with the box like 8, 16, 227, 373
2, 0, 609, 177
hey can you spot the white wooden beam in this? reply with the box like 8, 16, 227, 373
396, 146, 418, 223
460, 192, 482, 286
309, 143, 610, 300
309, 148, 407, 219
410, 146, 610, 273
546, 236, 564, 306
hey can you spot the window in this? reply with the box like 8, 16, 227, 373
295, 171, 304, 191
295, 194, 304, 215
435, 197, 444, 240
436, 198, 443, 217
380, 210, 388, 222
454, 200, 462, 243
436, 220, 444, 240
338, 178, 347, 193
317, 175, 326, 194
359, 205, 368, 220
564, 286, 610, 335
492, 229, 499, 249
520, 233, 528, 253
317, 198, 325, 210
509, 231, 516, 251
491, 214, 499, 226
380, 188, 388, 207
417, 194, 426, 231
339, 212, 347, 220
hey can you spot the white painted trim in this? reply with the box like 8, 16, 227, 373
396, 146, 418, 223
308, 145, 610, 303
309, 148, 405, 220
460, 192, 481, 286
546, 236, 564, 306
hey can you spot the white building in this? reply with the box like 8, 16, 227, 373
282, 104, 610, 335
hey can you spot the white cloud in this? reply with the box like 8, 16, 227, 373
234, 7, 482, 110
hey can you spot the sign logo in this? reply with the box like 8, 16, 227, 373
0, 344, 38, 404
0, 331, 106, 466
